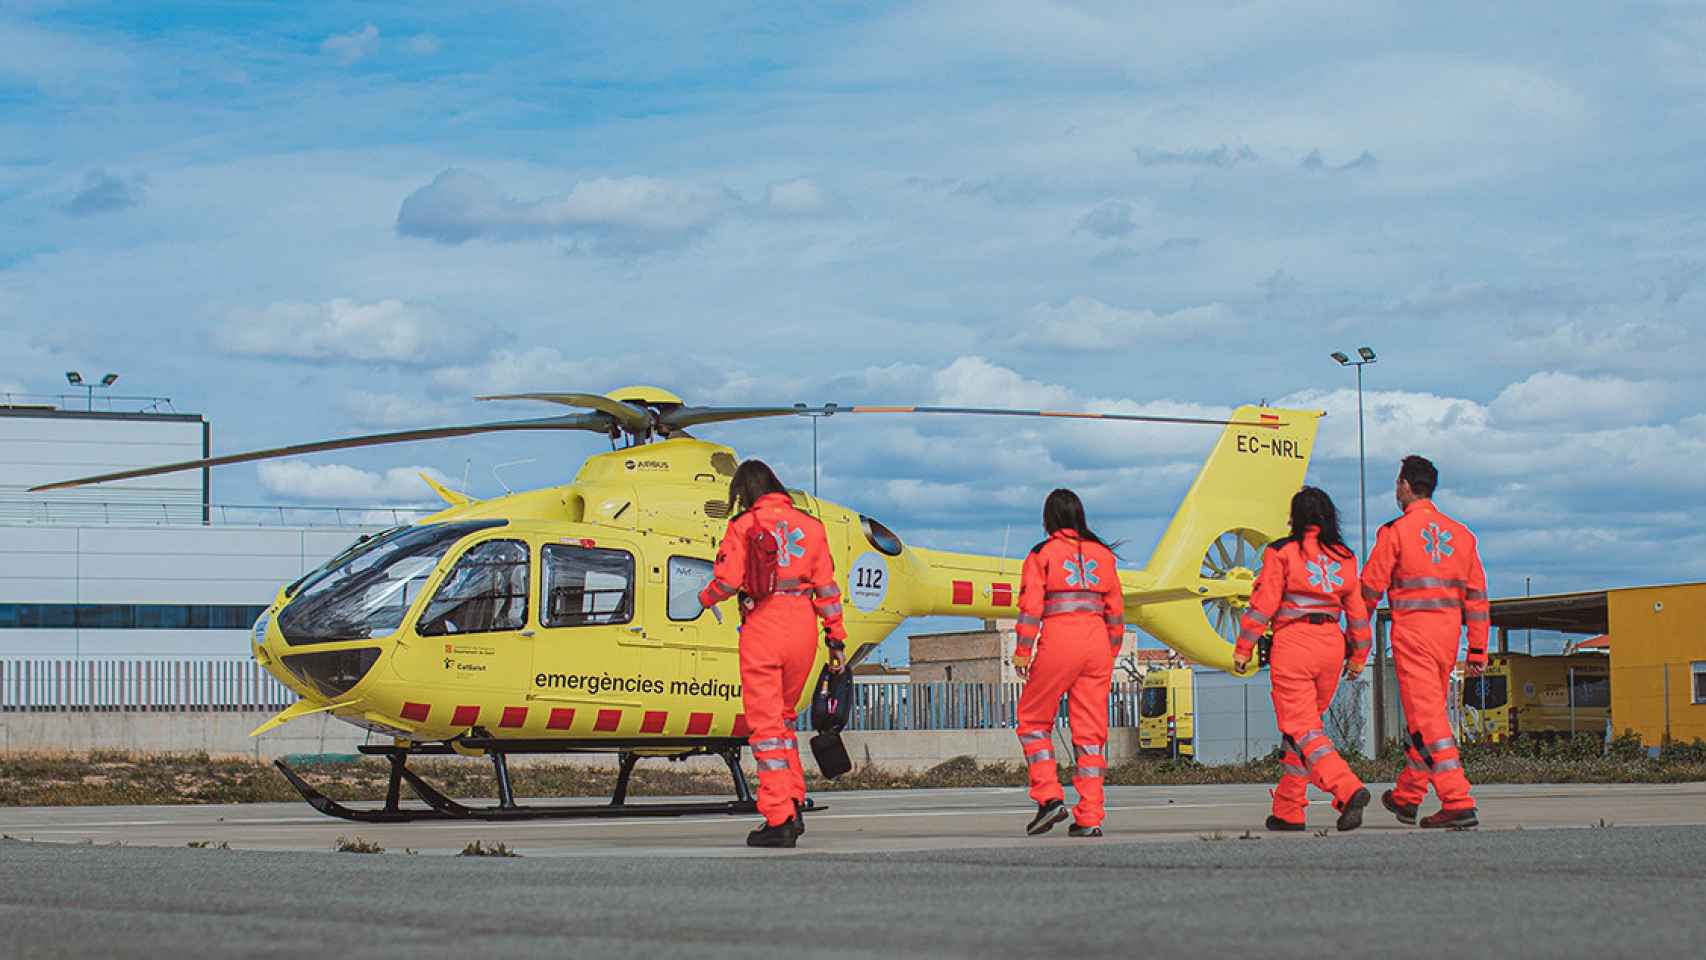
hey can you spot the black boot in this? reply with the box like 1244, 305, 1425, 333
1381, 789, 1418, 826
1265, 815, 1306, 832
793, 800, 806, 836
1068, 823, 1103, 838
1336, 788, 1371, 832
1026, 799, 1069, 836
1420, 807, 1478, 830
746, 819, 798, 848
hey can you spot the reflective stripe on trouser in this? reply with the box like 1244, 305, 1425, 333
1267, 620, 1367, 820
1014, 616, 1114, 825
740, 605, 819, 826
1390, 623, 1475, 810
1072, 743, 1109, 826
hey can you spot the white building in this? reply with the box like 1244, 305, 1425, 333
0, 404, 418, 659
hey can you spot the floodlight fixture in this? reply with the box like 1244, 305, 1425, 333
66, 371, 83, 385
101, 373, 119, 386
1357, 346, 1377, 361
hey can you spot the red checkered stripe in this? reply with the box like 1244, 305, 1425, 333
396, 702, 747, 737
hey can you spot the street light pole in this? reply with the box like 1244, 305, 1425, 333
1332, 347, 1378, 744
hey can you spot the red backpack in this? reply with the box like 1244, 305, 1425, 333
744, 515, 782, 604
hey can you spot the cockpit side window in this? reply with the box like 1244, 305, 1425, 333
542, 545, 635, 627
417, 540, 530, 637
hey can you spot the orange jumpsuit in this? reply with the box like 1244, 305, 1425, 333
1237, 529, 1373, 824
1014, 529, 1125, 827
1361, 498, 1489, 812
700, 492, 847, 828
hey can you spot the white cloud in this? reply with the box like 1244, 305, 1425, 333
1012, 297, 1237, 350
764, 178, 836, 216
429, 347, 627, 395
404, 34, 441, 56
1492, 372, 1674, 426
396, 169, 737, 251
257, 461, 449, 504
339, 390, 463, 429
215, 298, 471, 364
322, 25, 380, 66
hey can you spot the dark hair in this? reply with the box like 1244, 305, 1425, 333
1400, 455, 1438, 498
1283, 486, 1353, 559
1043, 488, 1120, 554
727, 459, 788, 515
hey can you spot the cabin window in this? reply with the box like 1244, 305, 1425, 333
417, 540, 530, 636
1140, 687, 1169, 718
1462, 674, 1508, 710
542, 545, 635, 627
667, 556, 714, 621
1692, 661, 1706, 705
1569, 673, 1610, 709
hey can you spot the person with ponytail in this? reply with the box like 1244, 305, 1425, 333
1233, 486, 1373, 832
697, 459, 846, 848
1012, 489, 1126, 838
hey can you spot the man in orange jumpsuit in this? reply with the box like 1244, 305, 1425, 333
1013, 490, 1126, 838
700, 462, 846, 848
1232, 487, 1373, 832
1361, 455, 1489, 829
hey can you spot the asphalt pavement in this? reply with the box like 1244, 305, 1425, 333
2, 783, 1703, 958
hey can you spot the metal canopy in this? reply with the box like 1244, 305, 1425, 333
1486, 590, 1609, 634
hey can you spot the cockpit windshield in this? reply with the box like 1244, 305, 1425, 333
278, 520, 504, 644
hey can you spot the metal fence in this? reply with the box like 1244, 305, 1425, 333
1, 660, 1145, 731
805, 681, 1147, 732
0, 659, 294, 713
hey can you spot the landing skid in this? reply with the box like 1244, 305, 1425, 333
274, 741, 821, 824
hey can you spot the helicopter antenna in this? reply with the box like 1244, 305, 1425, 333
461, 458, 472, 493
491, 458, 537, 494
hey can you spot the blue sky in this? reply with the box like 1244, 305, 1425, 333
4, 2, 1705, 659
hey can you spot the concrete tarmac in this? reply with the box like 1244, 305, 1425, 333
2, 783, 1704, 958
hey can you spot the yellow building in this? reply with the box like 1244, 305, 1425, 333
1607, 583, 1706, 746
1374, 581, 1705, 748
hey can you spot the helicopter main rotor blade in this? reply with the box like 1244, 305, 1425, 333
661, 405, 837, 430
842, 405, 1278, 428
27, 413, 612, 492
663, 403, 1279, 430
476, 393, 652, 435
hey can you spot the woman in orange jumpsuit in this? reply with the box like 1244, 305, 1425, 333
698, 459, 846, 848
1013, 489, 1126, 838
1233, 486, 1373, 832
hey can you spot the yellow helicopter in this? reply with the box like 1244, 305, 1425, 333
32, 386, 1320, 823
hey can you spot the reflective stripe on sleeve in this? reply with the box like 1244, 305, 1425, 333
1282, 763, 1308, 779
1464, 588, 1488, 602
814, 583, 841, 599
1244, 609, 1272, 626
1345, 616, 1371, 631
1017, 614, 1042, 627
1465, 610, 1490, 623
1282, 593, 1336, 608
815, 602, 844, 620
1362, 585, 1383, 605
